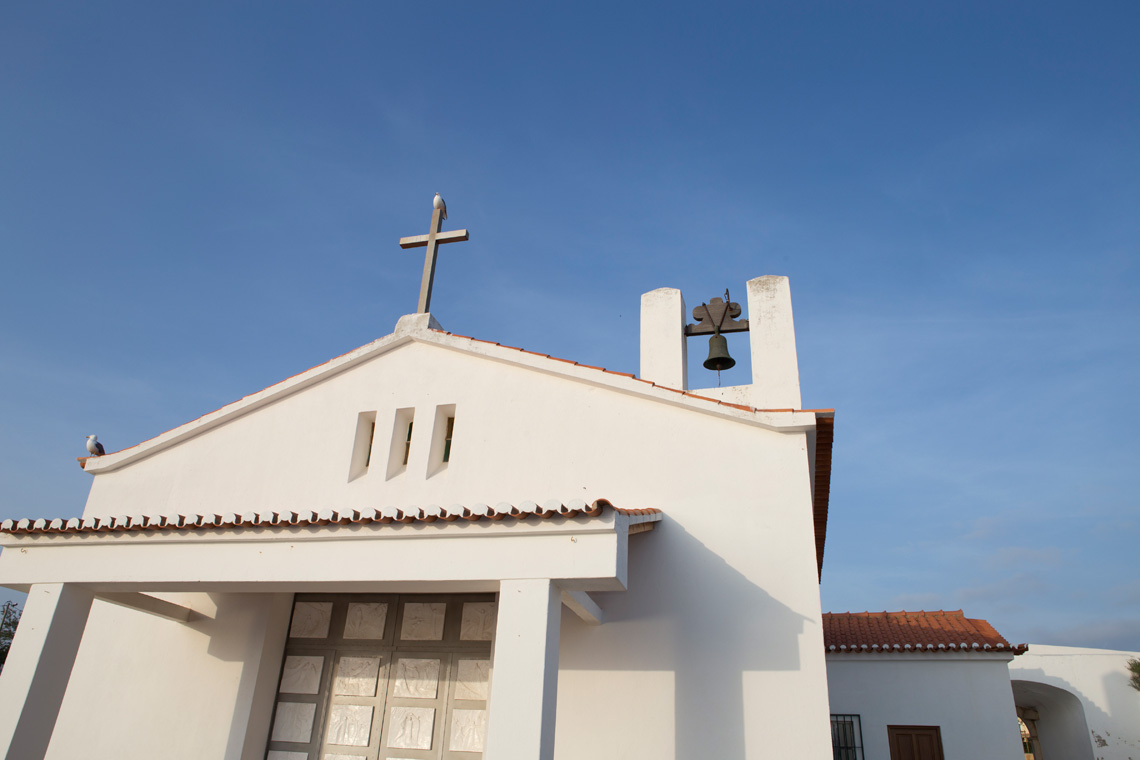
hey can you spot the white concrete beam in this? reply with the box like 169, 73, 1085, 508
0, 529, 625, 591
747, 275, 802, 409
640, 287, 688, 389
560, 589, 604, 625
485, 579, 561, 760
0, 583, 94, 759
94, 592, 195, 622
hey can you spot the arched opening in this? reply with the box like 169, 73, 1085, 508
1012, 680, 1093, 760
1017, 716, 1035, 759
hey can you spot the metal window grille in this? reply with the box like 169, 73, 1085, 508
831, 714, 864, 760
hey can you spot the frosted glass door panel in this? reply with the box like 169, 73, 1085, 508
265, 594, 495, 760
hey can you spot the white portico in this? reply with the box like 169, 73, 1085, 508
0, 497, 657, 759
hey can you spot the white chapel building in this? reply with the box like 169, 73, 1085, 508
0, 264, 839, 759
0, 213, 1136, 759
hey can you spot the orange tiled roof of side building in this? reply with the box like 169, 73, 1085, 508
822, 610, 1028, 655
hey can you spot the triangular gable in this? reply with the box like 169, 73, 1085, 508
81, 313, 829, 475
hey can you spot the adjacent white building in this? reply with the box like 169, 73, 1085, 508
1011, 644, 1140, 760
823, 610, 1028, 760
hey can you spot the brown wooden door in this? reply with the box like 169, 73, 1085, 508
888, 725, 946, 760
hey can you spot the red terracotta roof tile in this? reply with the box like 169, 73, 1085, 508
0, 499, 661, 537
822, 610, 1027, 655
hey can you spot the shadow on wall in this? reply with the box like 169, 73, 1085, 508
1012, 675, 1095, 760
559, 518, 814, 759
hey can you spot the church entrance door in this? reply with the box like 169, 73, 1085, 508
887, 725, 945, 760
265, 593, 496, 760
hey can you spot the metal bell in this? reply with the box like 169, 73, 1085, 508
703, 333, 735, 371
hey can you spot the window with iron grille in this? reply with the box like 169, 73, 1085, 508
831, 714, 864, 760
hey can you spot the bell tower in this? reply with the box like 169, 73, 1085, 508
639, 276, 803, 410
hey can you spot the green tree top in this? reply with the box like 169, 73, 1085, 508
0, 601, 22, 671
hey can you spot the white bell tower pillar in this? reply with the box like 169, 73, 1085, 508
747, 275, 802, 409
640, 287, 688, 389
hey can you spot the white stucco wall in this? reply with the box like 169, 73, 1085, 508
826, 653, 1024, 760
17, 319, 833, 759
1010, 644, 1140, 760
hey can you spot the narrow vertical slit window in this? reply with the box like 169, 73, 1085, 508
427, 404, 457, 477
348, 412, 377, 482
364, 422, 375, 467
386, 408, 416, 480
443, 417, 455, 463
403, 421, 414, 465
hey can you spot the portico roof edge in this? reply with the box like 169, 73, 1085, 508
824, 649, 1022, 660
0, 498, 661, 539
80, 318, 832, 474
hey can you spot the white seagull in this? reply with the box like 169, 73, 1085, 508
85, 435, 106, 456
433, 192, 447, 220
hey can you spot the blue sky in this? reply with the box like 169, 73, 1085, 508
1, 2, 1137, 650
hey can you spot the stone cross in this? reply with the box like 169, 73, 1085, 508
398, 205, 469, 314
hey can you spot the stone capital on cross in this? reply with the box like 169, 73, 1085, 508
398, 197, 469, 314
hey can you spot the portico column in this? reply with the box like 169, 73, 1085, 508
485, 579, 562, 760
0, 583, 94, 759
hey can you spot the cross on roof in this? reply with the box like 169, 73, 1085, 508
398, 197, 469, 314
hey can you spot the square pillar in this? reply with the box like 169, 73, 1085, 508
747, 275, 802, 409
640, 287, 688, 390
232, 593, 295, 760
485, 579, 561, 760
0, 583, 94, 759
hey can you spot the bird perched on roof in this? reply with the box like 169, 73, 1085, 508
85, 435, 105, 456
433, 192, 447, 220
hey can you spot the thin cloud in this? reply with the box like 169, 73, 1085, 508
956, 573, 1048, 606
1109, 580, 1140, 607
888, 592, 947, 611
984, 546, 1063, 571
962, 516, 1005, 541
1024, 618, 1140, 652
